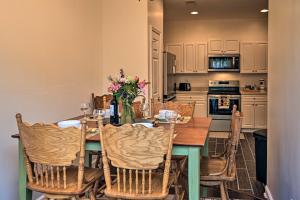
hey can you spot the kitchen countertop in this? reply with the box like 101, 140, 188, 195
240, 89, 267, 95
176, 87, 208, 95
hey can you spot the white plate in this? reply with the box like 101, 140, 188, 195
57, 120, 81, 128
132, 123, 154, 128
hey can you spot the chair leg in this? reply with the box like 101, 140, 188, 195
220, 182, 229, 200
89, 188, 96, 200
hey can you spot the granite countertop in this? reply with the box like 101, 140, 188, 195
240, 88, 267, 95
176, 87, 208, 94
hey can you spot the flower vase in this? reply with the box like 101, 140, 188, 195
121, 100, 135, 124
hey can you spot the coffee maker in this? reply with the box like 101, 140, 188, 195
259, 79, 266, 90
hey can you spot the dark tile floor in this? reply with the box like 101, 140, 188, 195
200, 132, 266, 200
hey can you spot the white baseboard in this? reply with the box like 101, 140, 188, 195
265, 185, 274, 200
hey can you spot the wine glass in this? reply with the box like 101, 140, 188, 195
93, 109, 106, 120
80, 103, 90, 119
140, 102, 150, 119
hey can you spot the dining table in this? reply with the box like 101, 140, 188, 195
13, 116, 212, 200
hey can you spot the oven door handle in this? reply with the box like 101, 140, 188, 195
208, 95, 240, 99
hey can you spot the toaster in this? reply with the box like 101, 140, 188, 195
179, 83, 191, 91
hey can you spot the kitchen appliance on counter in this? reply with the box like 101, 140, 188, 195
208, 54, 240, 72
208, 80, 241, 119
179, 82, 191, 91
259, 79, 266, 90
163, 52, 176, 102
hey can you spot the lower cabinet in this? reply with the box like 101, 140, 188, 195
175, 94, 207, 117
241, 95, 267, 129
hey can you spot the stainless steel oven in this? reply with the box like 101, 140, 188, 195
207, 80, 241, 119
208, 54, 240, 72
208, 95, 240, 119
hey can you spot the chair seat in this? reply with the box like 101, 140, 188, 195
105, 171, 175, 199
200, 157, 236, 182
27, 166, 102, 195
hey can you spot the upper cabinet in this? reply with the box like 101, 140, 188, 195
195, 43, 208, 73
166, 43, 208, 73
208, 39, 240, 54
166, 43, 184, 73
184, 43, 196, 73
240, 42, 268, 73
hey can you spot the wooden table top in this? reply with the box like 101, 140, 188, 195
86, 117, 212, 146
12, 117, 212, 147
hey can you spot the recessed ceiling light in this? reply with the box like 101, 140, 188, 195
260, 9, 269, 13
190, 11, 199, 15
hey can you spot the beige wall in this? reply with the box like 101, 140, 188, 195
100, 0, 148, 93
164, 18, 268, 87
164, 18, 268, 43
0, 1, 102, 199
268, 0, 300, 199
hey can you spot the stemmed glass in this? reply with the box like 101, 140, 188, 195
80, 103, 90, 119
93, 109, 106, 120
140, 102, 150, 119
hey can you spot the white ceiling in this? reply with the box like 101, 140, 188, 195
164, 0, 268, 21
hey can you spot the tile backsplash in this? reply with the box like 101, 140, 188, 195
175, 73, 268, 88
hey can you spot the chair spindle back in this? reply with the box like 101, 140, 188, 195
99, 117, 175, 198
16, 113, 87, 190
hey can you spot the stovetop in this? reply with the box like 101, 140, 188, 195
208, 80, 241, 95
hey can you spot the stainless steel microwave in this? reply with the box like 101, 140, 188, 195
208, 54, 240, 72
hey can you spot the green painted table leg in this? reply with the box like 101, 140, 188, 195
188, 147, 200, 200
202, 137, 209, 157
19, 141, 32, 200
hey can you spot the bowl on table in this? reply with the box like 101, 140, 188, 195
57, 120, 81, 129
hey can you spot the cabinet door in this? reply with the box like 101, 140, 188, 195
166, 43, 184, 73
184, 43, 196, 73
194, 101, 207, 117
242, 102, 255, 128
240, 42, 255, 73
208, 39, 223, 54
224, 40, 240, 54
254, 102, 267, 129
254, 43, 268, 73
195, 43, 208, 73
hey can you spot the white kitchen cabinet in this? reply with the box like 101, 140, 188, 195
195, 43, 208, 73
184, 43, 196, 73
208, 39, 240, 54
241, 95, 267, 129
254, 102, 268, 129
240, 42, 268, 73
224, 40, 240, 54
240, 42, 255, 73
254, 43, 268, 73
176, 94, 207, 117
241, 102, 255, 128
166, 43, 184, 73
208, 39, 223, 54
167, 43, 208, 73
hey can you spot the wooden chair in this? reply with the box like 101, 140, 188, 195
150, 98, 164, 117
132, 95, 146, 119
92, 93, 113, 111
151, 99, 196, 117
200, 112, 243, 200
90, 93, 113, 168
98, 116, 176, 199
16, 113, 103, 200
211, 105, 238, 159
